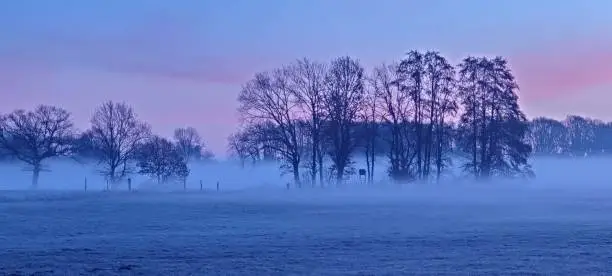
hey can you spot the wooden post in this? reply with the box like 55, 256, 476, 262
183, 179, 187, 191
216, 181, 219, 192
128, 178, 132, 191
84, 177, 87, 192
199, 180, 203, 191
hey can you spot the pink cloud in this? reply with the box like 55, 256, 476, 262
510, 39, 612, 102
0, 17, 277, 86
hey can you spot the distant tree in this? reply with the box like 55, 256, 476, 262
457, 56, 532, 179
322, 56, 365, 184
173, 127, 214, 161
528, 117, 568, 155
89, 101, 150, 187
227, 132, 249, 166
238, 69, 304, 187
0, 105, 75, 188
564, 115, 595, 155
136, 136, 189, 184
71, 130, 100, 161
591, 120, 612, 154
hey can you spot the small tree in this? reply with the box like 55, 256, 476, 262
0, 105, 75, 188
136, 136, 189, 184
173, 127, 214, 161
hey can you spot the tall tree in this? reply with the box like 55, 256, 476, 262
286, 58, 327, 187
0, 105, 75, 188
396, 51, 426, 179
374, 63, 416, 181
457, 56, 532, 179
423, 51, 458, 182
322, 56, 365, 183
90, 101, 150, 187
238, 69, 304, 187
361, 69, 383, 184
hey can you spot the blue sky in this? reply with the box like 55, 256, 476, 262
1, 0, 612, 155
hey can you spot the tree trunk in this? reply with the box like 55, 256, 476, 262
31, 166, 41, 189
365, 150, 371, 184
336, 165, 344, 186
311, 136, 318, 188
293, 162, 301, 188
370, 147, 375, 184
318, 147, 324, 188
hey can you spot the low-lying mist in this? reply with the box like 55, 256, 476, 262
2, 156, 612, 274
1, 156, 611, 200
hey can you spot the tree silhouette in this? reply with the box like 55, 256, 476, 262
136, 136, 189, 184
238, 69, 305, 187
457, 56, 532, 179
322, 56, 365, 184
0, 105, 75, 188
89, 101, 150, 187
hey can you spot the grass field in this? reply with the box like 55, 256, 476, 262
1, 184, 612, 275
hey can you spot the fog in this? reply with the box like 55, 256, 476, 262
2, 157, 612, 274
2, 156, 612, 200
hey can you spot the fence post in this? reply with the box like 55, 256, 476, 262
216, 181, 219, 192
128, 178, 132, 191
84, 177, 87, 192
199, 180, 203, 191
183, 178, 187, 191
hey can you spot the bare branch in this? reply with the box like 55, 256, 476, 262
89, 101, 151, 185
0, 105, 75, 187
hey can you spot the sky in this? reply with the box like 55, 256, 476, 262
1, 0, 612, 157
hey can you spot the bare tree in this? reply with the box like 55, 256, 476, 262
89, 101, 150, 187
396, 50, 427, 179
227, 132, 249, 167
0, 105, 75, 188
322, 56, 365, 184
564, 115, 595, 155
173, 127, 213, 161
361, 72, 382, 184
423, 51, 458, 182
529, 117, 569, 155
136, 136, 189, 184
285, 58, 327, 187
238, 69, 304, 186
374, 63, 417, 181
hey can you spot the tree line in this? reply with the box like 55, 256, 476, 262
2, 51, 607, 190
529, 115, 612, 156
0, 102, 214, 188
228, 51, 541, 187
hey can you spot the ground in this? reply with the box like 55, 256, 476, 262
1, 184, 612, 275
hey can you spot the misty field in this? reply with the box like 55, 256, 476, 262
1, 183, 612, 275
